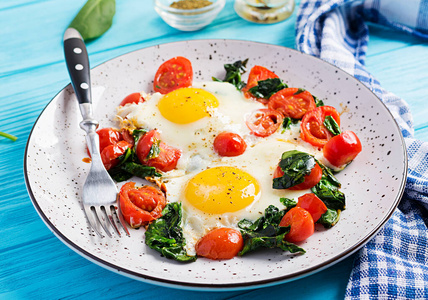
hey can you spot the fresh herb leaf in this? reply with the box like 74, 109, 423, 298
272, 150, 316, 189
133, 129, 147, 144
69, 0, 115, 41
323, 115, 341, 136
145, 203, 196, 262
212, 59, 248, 90
238, 205, 305, 256
311, 162, 345, 210
318, 208, 341, 228
281, 117, 299, 133
294, 88, 306, 95
280, 197, 297, 209
121, 162, 161, 178
313, 95, 324, 107
248, 78, 287, 99
108, 166, 133, 182
0, 131, 17, 141
147, 139, 161, 160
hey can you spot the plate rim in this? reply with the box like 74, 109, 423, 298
24, 38, 408, 291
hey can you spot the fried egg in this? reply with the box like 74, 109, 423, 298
116, 81, 323, 256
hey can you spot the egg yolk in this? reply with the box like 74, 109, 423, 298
158, 87, 219, 124
185, 166, 261, 214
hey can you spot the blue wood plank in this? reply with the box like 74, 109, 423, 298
1, 0, 427, 299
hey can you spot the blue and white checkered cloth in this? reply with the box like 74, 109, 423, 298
296, 0, 428, 298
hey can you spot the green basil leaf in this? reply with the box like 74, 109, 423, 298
272, 150, 316, 189
323, 115, 341, 136
145, 203, 196, 262
248, 78, 287, 99
69, 0, 116, 41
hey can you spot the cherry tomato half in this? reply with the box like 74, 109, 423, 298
136, 130, 181, 172
100, 140, 132, 170
296, 193, 327, 222
300, 106, 341, 148
119, 182, 166, 228
195, 228, 244, 260
153, 56, 193, 94
242, 65, 279, 103
246, 108, 283, 137
120, 92, 145, 106
273, 163, 322, 190
323, 130, 362, 167
213, 132, 247, 157
280, 207, 314, 243
97, 127, 122, 152
268, 88, 316, 119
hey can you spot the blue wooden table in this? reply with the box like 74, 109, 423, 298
1, 1, 427, 299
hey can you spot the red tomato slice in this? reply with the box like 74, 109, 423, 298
246, 109, 283, 137
242, 65, 279, 103
268, 88, 316, 119
100, 140, 131, 170
323, 130, 362, 167
153, 56, 193, 94
273, 163, 322, 190
213, 132, 247, 157
195, 228, 244, 260
120, 129, 135, 147
300, 106, 341, 148
136, 130, 182, 172
119, 182, 166, 228
280, 207, 314, 243
120, 92, 145, 106
97, 127, 122, 152
296, 193, 327, 222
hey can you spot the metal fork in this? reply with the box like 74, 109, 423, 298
63, 28, 130, 238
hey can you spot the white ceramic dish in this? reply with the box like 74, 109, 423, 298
24, 40, 407, 291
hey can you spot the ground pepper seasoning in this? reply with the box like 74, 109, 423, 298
170, 0, 213, 9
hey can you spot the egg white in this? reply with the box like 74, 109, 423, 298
115, 81, 323, 257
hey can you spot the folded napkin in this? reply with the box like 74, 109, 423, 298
296, 0, 428, 298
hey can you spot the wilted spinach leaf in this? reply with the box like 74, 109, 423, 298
311, 162, 345, 210
145, 203, 196, 262
323, 115, 341, 136
280, 197, 297, 209
318, 208, 341, 228
248, 78, 287, 99
313, 95, 324, 107
272, 150, 316, 189
212, 59, 248, 90
238, 205, 305, 256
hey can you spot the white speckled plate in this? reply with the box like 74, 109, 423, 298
24, 40, 407, 291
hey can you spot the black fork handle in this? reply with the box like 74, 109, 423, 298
63, 28, 91, 104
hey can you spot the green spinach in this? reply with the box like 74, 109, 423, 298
238, 205, 305, 256
280, 197, 297, 209
311, 163, 345, 210
323, 115, 341, 136
212, 59, 248, 90
145, 203, 196, 262
272, 150, 316, 189
318, 208, 341, 228
69, 0, 116, 41
248, 78, 287, 99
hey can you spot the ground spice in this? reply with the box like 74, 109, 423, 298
170, 0, 213, 10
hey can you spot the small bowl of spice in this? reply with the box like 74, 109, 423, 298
154, 0, 226, 31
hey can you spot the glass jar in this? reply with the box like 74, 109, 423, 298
234, 0, 295, 24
